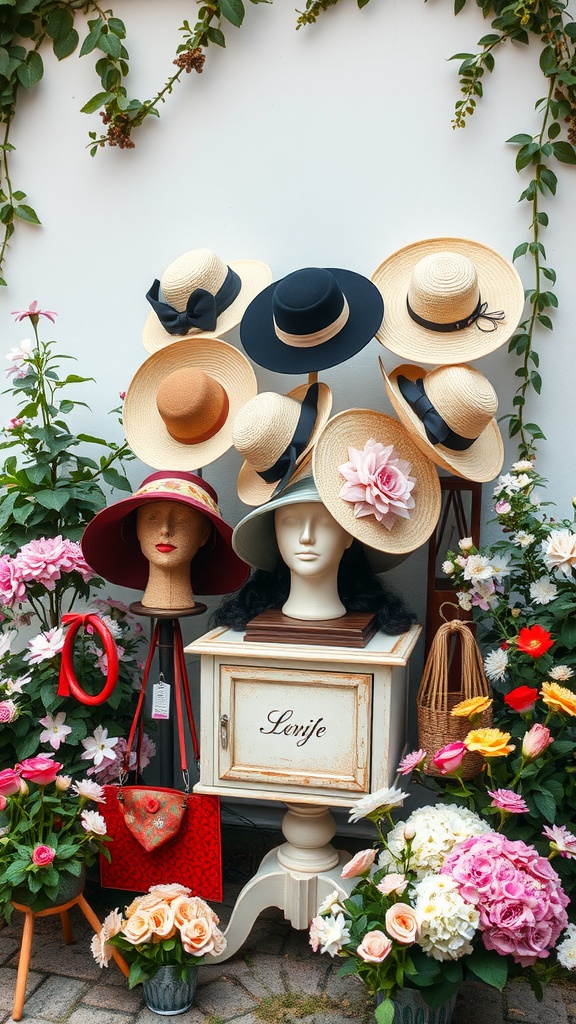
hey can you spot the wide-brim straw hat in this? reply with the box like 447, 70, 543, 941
240, 266, 384, 373
81, 471, 249, 595
371, 237, 525, 364
382, 361, 504, 483
232, 475, 408, 574
234, 382, 333, 506
143, 249, 272, 354
312, 410, 441, 555
124, 338, 257, 471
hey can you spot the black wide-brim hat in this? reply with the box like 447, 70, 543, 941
239, 267, 385, 373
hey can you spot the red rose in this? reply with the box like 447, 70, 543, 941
516, 625, 554, 658
504, 685, 539, 713
16, 755, 62, 786
145, 798, 160, 814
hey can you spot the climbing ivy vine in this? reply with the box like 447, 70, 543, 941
1, 0, 575, 455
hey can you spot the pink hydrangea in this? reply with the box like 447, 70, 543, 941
0, 554, 26, 608
338, 439, 415, 530
441, 832, 569, 967
14, 536, 93, 592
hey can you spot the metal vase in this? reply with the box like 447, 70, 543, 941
142, 964, 199, 1016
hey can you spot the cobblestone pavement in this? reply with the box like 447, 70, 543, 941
1, 870, 575, 1024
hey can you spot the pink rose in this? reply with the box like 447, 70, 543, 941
17, 755, 61, 785
180, 916, 217, 956
0, 795, 7, 811
357, 929, 392, 963
31, 844, 56, 866
0, 768, 22, 796
385, 903, 420, 944
522, 723, 553, 760
377, 873, 408, 896
341, 848, 377, 879
0, 700, 19, 723
122, 911, 154, 945
432, 741, 467, 775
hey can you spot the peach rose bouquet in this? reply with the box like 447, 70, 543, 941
92, 883, 226, 987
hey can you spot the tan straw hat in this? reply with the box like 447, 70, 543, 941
143, 248, 272, 354
124, 338, 257, 470
312, 410, 441, 554
233, 382, 333, 506
382, 360, 504, 483
371, 238, 525, 364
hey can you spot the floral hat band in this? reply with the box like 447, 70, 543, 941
273, 297, 350, 348
406, 294, 505, 335
257, 383, 319, 491
397, 376, 476, 452
134, 476, 221, 517
146, 266, 242, 336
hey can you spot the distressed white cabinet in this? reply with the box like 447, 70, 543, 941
187, 624, 420, 806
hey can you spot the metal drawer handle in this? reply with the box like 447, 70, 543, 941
220, 713, 229, 749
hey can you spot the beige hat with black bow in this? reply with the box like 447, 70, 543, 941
382, 360, 504, 483
143, 248, 272, 354
124, 338, 257, 470
233, 382, 333, 506
372, 237, 525, 364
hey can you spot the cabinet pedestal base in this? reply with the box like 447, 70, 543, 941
207, 803, 350, 962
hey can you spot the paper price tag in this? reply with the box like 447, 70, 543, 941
152, 679, 171, 720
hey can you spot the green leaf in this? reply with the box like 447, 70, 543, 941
53, 29, 79, 60
80, 91, 115, 114
539, 167, 557, 194
454, 0, 466, 12
207, 26, 226, 46
34, 488, 71, 511
539, 46, 556, 75
101, 468, 132, 492
506, 133, 533, 146
516, 143, 539, 170
467, 948, 508, 990
13, 204, 40, 224
220, 0, 245, 27
533, 789, 556, 822
552, 140, 576, 164
46, 8, 73, 39
530, 370, 542, 394
512, 242, 528, 261
79, 19, 103, 56
108, 18, 126, 38
99, 31, 122, 59
375, 998, 395, 1024
16, 53, 43, 89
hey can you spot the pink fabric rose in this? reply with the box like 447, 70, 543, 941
385, 903, 420, 944
0, 768, 24, 796
338, 439, 416, 530
357, 930, 393, 963
341, 848, 377, 879
31, 845, 56, 866
17, 755, 61, 785
432, 741, 467, 775
0, 554, 26, 607
488, 789, 529, 814
522, 723, 553, 760
0, 700, 18, 723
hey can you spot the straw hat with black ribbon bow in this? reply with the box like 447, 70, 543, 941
240, 266, 384, 373
312, 410, 442, 555
233, 382, 333, 506
371, 238, 525, 364
123, 338, 257, 471
142, 248, 272, 354
382, 360, 504, 483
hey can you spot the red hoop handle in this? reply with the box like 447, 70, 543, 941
57, 613, 119, 706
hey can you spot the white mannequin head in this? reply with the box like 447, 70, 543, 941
274, 500, 352, 620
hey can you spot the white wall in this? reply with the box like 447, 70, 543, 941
2, 1, 575, 812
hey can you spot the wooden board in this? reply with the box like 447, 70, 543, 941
244, 609, 377, 648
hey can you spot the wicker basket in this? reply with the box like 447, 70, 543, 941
417, 619, 492, 779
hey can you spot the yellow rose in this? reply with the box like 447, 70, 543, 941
464, 728, 515, 758
451, 696, 492, 718
541, 681, 576, 717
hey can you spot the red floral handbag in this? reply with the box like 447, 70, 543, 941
100, 622, 222, 900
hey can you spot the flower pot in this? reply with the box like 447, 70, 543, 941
376, 988, 457, 1024
142, 964, 199, 1016
11, 866, 85, 911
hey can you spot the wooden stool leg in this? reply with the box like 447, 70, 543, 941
60, 909, 74, 944
77, 895, 130, 979
13, 908, 35, 1022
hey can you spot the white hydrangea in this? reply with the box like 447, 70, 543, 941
379, 805, 489, 878
412, 875, 479, 961
484, 647, 508, 683
556, 924, 576, 971
456, 591, 472, 611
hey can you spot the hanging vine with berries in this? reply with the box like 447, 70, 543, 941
1, 0, 575, 456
